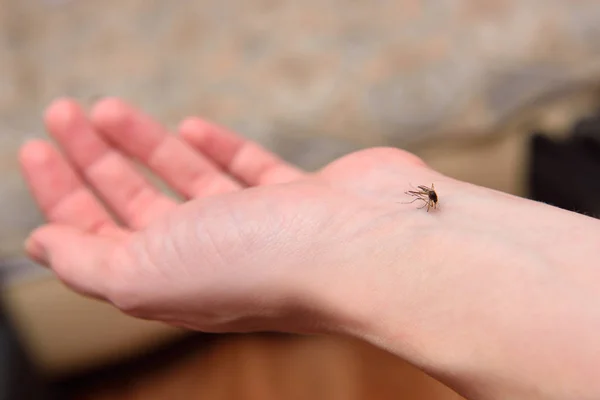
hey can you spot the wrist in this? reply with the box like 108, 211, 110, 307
339, 185, 600, 399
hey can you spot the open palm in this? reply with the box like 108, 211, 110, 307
20, 98, 436, 333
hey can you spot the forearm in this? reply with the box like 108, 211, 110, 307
344, 182, 600, 399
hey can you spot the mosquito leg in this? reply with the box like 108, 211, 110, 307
402, 197, 426, 205
401, 197, 419, 205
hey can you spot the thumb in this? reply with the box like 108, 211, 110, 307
25, 224, 122, 300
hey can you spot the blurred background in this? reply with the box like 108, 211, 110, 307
1, 0, 600, 398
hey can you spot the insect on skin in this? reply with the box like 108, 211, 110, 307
403, 183, 439, 212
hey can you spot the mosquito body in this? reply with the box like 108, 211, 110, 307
403, 183, 438, 212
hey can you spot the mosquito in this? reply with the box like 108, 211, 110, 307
403, 183, 438, 212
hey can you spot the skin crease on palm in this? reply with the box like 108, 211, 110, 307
18, 98, 600, 400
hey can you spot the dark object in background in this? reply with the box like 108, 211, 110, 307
0, 293, 53, 400
528, 109, 600, 219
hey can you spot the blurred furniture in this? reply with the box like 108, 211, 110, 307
0, 293, 50, 400
0, 258, 184, 377
530, 109, 600, 218
54, 333, 465, 400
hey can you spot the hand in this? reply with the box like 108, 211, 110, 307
20, 98, 600, 399
19, 97, 433, 334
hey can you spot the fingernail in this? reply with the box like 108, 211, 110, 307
24, 236, 49, 267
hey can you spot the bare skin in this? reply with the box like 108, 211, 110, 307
20, 98, 600, 400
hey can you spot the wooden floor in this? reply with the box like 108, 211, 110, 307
54, 333, 464, 400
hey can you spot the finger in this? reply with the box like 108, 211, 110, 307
91, 98, 241, 198
19, 140, 121, 235
25, 224, 124, 300
44, 98, 177, 228
178, 117, 306, 186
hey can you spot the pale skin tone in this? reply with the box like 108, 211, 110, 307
19, 98, 600, 400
